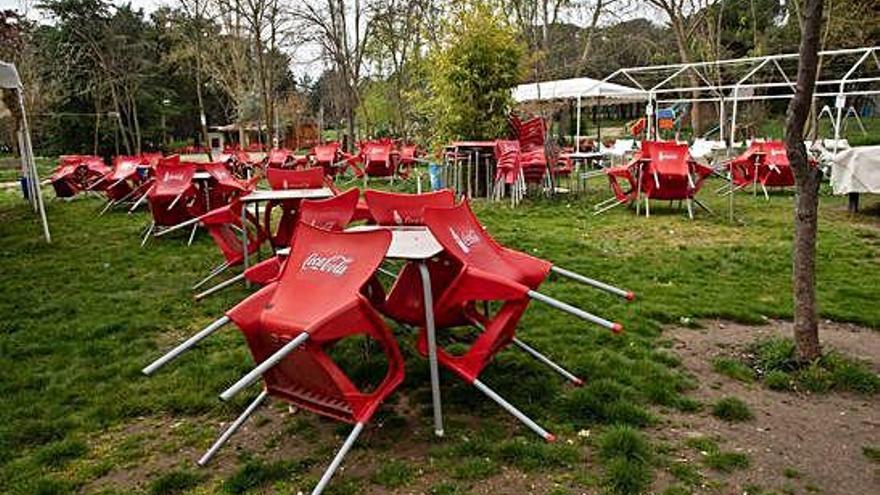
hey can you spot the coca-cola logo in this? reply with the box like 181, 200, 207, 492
658, 152, 679, 161
449, 227, 480, 253
163, 171, 187, 183
392, 210, 420, 225
300, 252, 353, 276
770, 149, 786, 156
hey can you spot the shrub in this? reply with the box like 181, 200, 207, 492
597, 425, 652, 463
712, 357, 754, 382
711, 397, 754, 422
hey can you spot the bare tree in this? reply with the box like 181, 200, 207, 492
784, 0, 824, 362
177, 0, 213, 158
293, 0, 371, 150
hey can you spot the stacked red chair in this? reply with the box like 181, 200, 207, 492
200, 161, 253, 208
360, 141, 397, 180
263, 167, 328, 248
369, 198, 631, 440
598, 141, 713, 218
397, 144, 418, 178
49, 155, 109, 198
189, 188, 363, 301
96, 155, 152, 214
724, 140, 796, 199
511, 116, 549, 187
141, 157, 205, 245
266, 148, 296, 169
492, 140, 525, 205
312, 142, 354, 177
144, 224, 401, 495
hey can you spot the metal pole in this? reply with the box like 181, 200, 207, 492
155, 216, 202, 237
575, 95, 581, 153
242, 199, 250, 287
310, 422, 365, 495
192, 261, 231, 290
18, 89, 51, 242
197, 390, 268, 466
527, 290, 622, 332
550, 265, 634, 300
472, 379, 555, 442
194, 273, 245, 300
418, 262, 444, 437
512, 338, 582, 385
219, 332, 310, 401
142, 316, 231, 375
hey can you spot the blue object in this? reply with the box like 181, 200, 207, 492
656, 108, 676, 120
428, 163, 444, 190
20, 176, 30, 200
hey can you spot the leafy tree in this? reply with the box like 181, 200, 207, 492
425, 2, 524, 146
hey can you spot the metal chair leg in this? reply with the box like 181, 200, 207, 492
550, 265, 634, 300
527, 290, 622, 332
220, 332, 310, 401
197, 390, 268, 466
187, 223, 199, 246
141, 222, 155, 247
310, 422, 365, 495
194, 273, 245, 301
142, 315, 231, 375
472, 379, 555, 442
512, 338, 582, 386
192, 261, 231, 290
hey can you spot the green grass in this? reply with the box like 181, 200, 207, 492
711, 397, 754, 422
0, 171, 878, 493
863, 445, 880, 463
683, 437, 750, 473
148, 470, 205, 495
712, 357, 755, 382
370, 459, 414, 488
747, 337, 880, 394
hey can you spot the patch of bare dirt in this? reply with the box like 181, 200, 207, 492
655, 319, 880, 495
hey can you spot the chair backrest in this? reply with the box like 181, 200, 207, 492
313, 142, 341, 164
266, 167, 325, 190
109, 156, 142, 181
267, 148, 294, 167
202, 161, 244, 189
422, 200, 522, 281
268, 223, 391, 328
641, 141, 690, 176
150, 159, 196, 198
758, 140, 790, 167
140, 153, 163, 167
298, 188, 360, 231
515, 117, 546, 151
398, 144, 418, 163
362, 142, 393, 163
364, 189, 455, 226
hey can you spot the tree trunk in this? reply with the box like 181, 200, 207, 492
784, 0, 824, 363
195, 28, 213, 160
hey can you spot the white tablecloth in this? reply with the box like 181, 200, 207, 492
831, 146, 880, 195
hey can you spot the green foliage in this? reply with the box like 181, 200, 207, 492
710, 397, 754, 422
598, 426, 653, 494
425, 2, 524, 146
148, 470, 205, 495
597, 426, 652, 464
704, 451, 750, 472
749, 337, 879, 394
863, 445, 880, 463
602, 457, 653, 495
563, 379, 654, 427
223, 459, 309, 494
370, 460, 414, 488
34, 438, 88, 468
712, 357, 755, 382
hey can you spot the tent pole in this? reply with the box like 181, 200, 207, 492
575, 95, 581, 153
18, 88, 51, 243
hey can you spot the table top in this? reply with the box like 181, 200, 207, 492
193, 171, 212, 180
447, 141, 497, 149
241, 188, 334, 202
275, 225, 443, 260
561, 151, 604, 159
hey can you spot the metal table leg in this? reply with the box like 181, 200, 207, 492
242, 200, 249, 287
418, 261, 444, 437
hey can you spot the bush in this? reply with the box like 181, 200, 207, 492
764, 370, 791, 390
711, 397, 754, 422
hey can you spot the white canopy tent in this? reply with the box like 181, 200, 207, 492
1, 61, 51, 242
512, 77, 647, 152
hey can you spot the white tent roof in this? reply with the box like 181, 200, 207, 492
0, 61, 23, 89
512, 76, 646, 103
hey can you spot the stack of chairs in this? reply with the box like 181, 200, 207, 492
49, 155, 110, 198
596, 141, 714, 219
96, 155, 155, 215
142, 190, 633, 495
720, 140, 797, 199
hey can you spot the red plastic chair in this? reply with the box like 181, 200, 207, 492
266, 166, 325, 190
266, 148, 296, 169
600, 141, 713, 218
364, 189, 455, 226
492, 140, 525, 205
201, 161, 254, 207
312, 142, 346, 177
361, 141, 396, 179
191, 189, 362, 300
143, 158, 204, 244
189, 198, 266, 290
723, 141, 796, 199
263, 167, 329, 248
144, 224, 399, 495
50, 156, 86, 198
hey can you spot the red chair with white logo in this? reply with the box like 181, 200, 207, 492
722, 140, 796, 199
360, 141, 396, 180
263, 167, 329, 248
312, 142, 355, 177
142, 157, 205, 245
396, 144, 418, 178
492, 140, 525, 205
96, 156, 147, 214
364, 189, 455, 226
190, 188, 362, 300
145, 224, 400, 495
378, 200, 629, 440
266, 148, 296, 169
201, 161, 254, 208
598, 141, 713, 218
50, 156, 86, 198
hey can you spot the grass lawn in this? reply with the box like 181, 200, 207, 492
1, 163, 878, 494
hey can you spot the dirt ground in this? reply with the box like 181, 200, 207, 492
656, 320, 880, 495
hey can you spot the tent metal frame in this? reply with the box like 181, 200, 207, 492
2, 61, 51, 242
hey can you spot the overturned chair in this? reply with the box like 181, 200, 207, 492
143, 224, 402, 495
